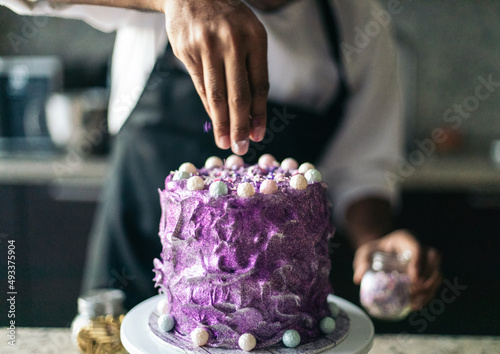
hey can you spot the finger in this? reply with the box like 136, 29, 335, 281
247, 31, 269, 142
185, 61, 211, 118
225, 50, 252, 155
203, 52, 231, 149
353, 243, 375, 284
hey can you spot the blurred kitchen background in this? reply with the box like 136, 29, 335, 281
0, 0, 499, 336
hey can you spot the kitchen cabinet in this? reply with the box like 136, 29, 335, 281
0, 183, 97, 327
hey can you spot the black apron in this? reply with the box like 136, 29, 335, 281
82, 0, 349, 309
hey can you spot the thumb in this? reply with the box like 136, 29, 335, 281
353, 244, 373, 284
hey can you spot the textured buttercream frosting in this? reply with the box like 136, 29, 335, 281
153, 156, 334, 349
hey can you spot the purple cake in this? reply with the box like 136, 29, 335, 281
153, 154, 335, 350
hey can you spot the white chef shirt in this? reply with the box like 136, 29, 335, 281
1, 0, 403, 224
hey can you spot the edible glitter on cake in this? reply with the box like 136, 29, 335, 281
153, 156, 334, 349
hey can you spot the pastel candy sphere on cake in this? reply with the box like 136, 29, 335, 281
191, 328, 209, 346
305, 169, 322, 183
156, 297, 169, 315
205, 156, 223, 169
187, 176, 205, 191
173, 171, 191, 181
329, 302, 340, 318
281, 157, 298, 170
258, 154, 278, 169
209, 181, 228, 196
237, 182, 255, 197
282, 329, 301, 348
179, 162, 197, 174
225, 154, 244, 169
157, 314, 175, 332
238, 333, 257, 351
290, 174, 308, 190
298, 162, 315, 174
260, 179, 278, 194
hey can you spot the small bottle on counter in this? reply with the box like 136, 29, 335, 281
71, 289, 127, 353
360, 251, 412, 321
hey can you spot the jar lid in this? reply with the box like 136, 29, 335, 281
372, 251, 411, 272
77, 289, 125, 317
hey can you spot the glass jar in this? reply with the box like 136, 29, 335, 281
71, 289, 127, 353
360, 251, 412, 320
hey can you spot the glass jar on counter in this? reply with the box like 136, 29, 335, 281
71, 289, 127, 353
360, 251, 412, 320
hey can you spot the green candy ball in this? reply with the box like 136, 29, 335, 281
282, 329, 301, 348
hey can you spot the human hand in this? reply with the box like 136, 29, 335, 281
163, 0, 269, 155
353, 230, 442, 311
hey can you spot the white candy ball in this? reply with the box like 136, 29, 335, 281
156, 298, 169, 315
187, 176, 205, 191
205, 156, 223, 169
191, 328, 209, 347
304, 169, 322, 183
298, 162, 315, 174
179, 162, 197, 174
258, 154, 277, 169
237, 182, 255, 197
260, 179, 278, 194
238, 333, 257, 352
290, 174, 308, 190
157, 314, 175, 332
225, 154, 244, 169
281, 157, 298, 170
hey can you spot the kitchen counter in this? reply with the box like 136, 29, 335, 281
1, 328, 499, 353
1, 152, 500, 192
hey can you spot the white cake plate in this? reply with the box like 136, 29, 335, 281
121, 294, 374, 354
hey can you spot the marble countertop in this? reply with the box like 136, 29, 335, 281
1, 152, 500, 192
0, 328, 499, 353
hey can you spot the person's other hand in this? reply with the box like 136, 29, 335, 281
163, 0, 269, 155
353, 229, 442, 310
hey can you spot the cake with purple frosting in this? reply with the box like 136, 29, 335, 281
152, 154, 337, 351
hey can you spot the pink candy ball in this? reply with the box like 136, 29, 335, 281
281, 157, 298, 170
225, 155, 244, 169
258, 154, 278, 169
260, 179, 278, 194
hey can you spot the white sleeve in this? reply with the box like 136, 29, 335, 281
0, 0, 159, 32
319, 0, 403, 225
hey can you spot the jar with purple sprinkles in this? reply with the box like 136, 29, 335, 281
360, 251, 411, 320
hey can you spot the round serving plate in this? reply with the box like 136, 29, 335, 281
121, 294, 374, 354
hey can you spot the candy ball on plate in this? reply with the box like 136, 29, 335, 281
282, 329, 301, 348
209, 181, 228, 197
298, 162, 315, 174
281, 157, 298, 170
290, 174, 308, 190
319, 316, 336, 334
173, 171, 191, 181
157, 314, 175, 332
156, 297, 169, 315
260, 179, 278, 194
225, 154, 244, 169
305, 169, 322, 183
237, 182, 255, 197
179, 162, 197, 174
238, 333, 257, 352
187, 176, 205, 191
191, 328, 209, 346
329, 301, 340, 318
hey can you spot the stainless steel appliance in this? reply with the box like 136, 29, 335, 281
0, 56, 62, 155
